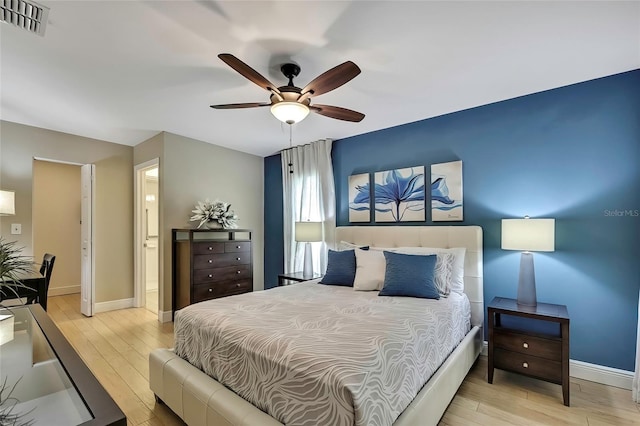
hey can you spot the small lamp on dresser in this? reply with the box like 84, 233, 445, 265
295, 221, 323, 279
501, 216, 555, 307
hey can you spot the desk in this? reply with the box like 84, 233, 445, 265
1, 269, 47, 311
0, 304, 126, 425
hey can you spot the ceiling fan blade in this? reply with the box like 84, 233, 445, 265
311, 104, 365, 122
218, 53, 281, 96
210, 102, 271, 109
301, 61, 361, 98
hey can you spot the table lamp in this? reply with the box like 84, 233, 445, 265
501, 216, 555, 307
295, 221, 322, 279
0, 190, 15, 216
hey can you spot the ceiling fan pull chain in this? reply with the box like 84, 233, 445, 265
288, 124, 294, 174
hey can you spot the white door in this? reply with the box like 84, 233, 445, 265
80, 164, 95, 317
134, 159, 161, 318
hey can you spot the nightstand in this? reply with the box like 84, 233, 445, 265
277, 271, 322, 286
488, 297, 570, 406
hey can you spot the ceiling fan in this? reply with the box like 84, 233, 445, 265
210, 53, 365, 124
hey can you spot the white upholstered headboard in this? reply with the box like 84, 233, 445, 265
335, 226, 484, 327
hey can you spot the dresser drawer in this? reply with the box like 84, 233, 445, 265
225, 241, 251, 253
494, 348, 562, 383
192, 242, 224, 255
494, 329, 561, 361
193, 279, 252, 302
197, 252, 251, 268
193, 265, 252, 284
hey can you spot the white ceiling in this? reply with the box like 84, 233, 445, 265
1, 1, 638, 157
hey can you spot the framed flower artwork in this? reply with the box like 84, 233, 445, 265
374, 166, 425, 222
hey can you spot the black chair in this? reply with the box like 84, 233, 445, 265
27, 253, 56, 305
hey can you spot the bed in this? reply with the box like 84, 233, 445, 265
149, 225, 483, 426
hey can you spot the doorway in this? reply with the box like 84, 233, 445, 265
32, 160, 82, 298
32, 159, 94, 316
134, 159, 160, 316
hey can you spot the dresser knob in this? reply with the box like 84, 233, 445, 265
236, 283, 241, 288
208, 288, 213, 292
236, 245, 241, 249
208, 274, 213, 278
236, 271, 241, 274
523, 362, 529, 368
236, 257, 241, 261
523, 342, 529, 349
208, 247, 213, 251
208, 259, 213, 263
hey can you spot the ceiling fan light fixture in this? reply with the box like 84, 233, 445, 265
271, 102, 310, 124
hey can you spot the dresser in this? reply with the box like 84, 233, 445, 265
172, 228, 252, 313
487, 297, 570, 406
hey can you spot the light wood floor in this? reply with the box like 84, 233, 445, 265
48, 294, 640, 426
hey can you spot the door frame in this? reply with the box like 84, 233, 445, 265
80, 163, 95, 317
134, 158, 161, 319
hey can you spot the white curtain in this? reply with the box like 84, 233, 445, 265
281, 138, 335, 275
634, 288, 640, 402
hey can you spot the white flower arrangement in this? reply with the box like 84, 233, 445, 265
190, 199, 238, 229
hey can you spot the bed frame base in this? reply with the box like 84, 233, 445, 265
149, 326, 482, 426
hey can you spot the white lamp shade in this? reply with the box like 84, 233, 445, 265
0, 190, 15, 216
271, 102, 310, 124
502, 218, 555, 252
295, 221, 323, 242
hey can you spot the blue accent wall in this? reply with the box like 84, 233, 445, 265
264, 154, 284, 289
265, 70, 640, 371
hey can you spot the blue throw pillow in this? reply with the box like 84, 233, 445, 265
379, 251, 440, 299
319, 249, 356, 286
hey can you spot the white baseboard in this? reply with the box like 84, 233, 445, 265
481, 341, 633, 390
94, 298, 134, 314
158, 310, 172, 323
570, 359, 633, 390
48, 285, 80, 297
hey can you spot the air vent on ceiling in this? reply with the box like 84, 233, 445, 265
1, 0, 49, 36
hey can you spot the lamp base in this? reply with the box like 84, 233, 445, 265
517, 252, 537, 307
302, 242, 314, 279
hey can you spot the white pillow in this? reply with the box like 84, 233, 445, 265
353, 248, 386, 291
370, 246, 466, 295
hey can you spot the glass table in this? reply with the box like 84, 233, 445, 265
0, 304, 125, 425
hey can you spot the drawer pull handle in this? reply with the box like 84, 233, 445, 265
208, 247, 213, 251
208, 260, 213, 263
236, 271, 241, 274
523, 362, 529, 368
236, 283, 241, 288
236, 245, 241, 249
208, 274, 213, 278
236, 257, 241, 261
523, 342, 529, 349
208, 288, 213, 292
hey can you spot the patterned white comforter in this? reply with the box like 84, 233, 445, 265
174, 282, 471, 426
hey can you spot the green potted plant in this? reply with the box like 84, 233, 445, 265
0, 238, 34, 304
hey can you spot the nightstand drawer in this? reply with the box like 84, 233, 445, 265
494, 329, 561, 361
494, 348, 562, 383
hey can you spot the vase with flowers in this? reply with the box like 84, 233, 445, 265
190, 199, 238, 229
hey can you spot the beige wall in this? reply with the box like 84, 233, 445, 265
0, 120, 134, 304
33, 160, 81, 295
134, 132, 264, 313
